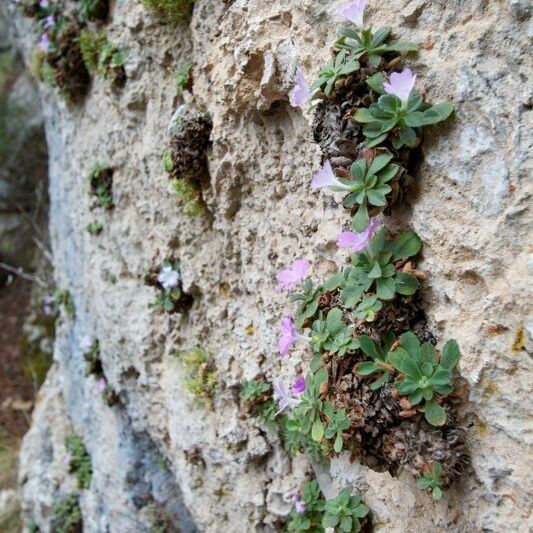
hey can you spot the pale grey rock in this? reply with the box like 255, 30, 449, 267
4, 0, 531, 532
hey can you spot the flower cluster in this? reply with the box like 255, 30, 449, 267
271, 0, 467, 511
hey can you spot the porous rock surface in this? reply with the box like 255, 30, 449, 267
4, 0, 532, 531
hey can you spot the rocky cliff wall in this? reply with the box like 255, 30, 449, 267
4, 0, 532, 531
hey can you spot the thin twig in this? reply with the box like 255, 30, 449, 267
0, 261, 47, 287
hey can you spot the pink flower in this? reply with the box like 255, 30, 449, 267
97, 377, 106, 393
293, 492, 306, 514
289, 69, 310, 108
38, 33, 49, 53
311, 160, 352, 192
337, 218, 380, 252
273, 381, 300, 416
279, 316, 297, 356
79, 335, 93, 353
292, 375, 306, 397
276, 258, 309, 291
43, 293, 53, 316
383, 68, 417, 106
337, 0, 367, 29
44, 14, 54, 30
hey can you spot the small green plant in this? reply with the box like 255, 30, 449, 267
175, 62, 192, 92
178, 348, 217, 409
240, 379, 270, 403
51, 494, 82, 533
310, 308, 359, 357
416, 463, 444, 500
65, 434, 92, 489
311, 50, 360, 96
83, 339, 102, 376
388, 333, 460, 426
289, 279, 322, 328
173, 179, 206, 217
355, 332, 396, 389
162, 149, 174, 172
52, 289, 75, 318
323, 403, 351, 453
322, 488, 369, 532
141, 0, 194, 25
353, 295, 382, 322
327, 228, 421, 315
87, 163, 113, 210
79, 30, 126, 87
354, 79, 453, 149
287, 480, 325, 532
85, 220, 103, 235
342, 153, 399, 232
336, 26, 417, 68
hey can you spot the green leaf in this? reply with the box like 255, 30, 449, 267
370, 26, 391, 47
353, 108, 374, 123
392, 231, 422, 261
378, 94, 401, 114
419, 342, 436, 365
427, 102, 454, 122
356, 361, 379, 375
400, 331, 420, 357
352, 204, 369, 232
398, 125, 418, 147
395, 272, 420, 295
341, 283, 365, 308
326, 307, 344, 333
376, 277, 396, 300
310, 354, 323, 373
366, 72, 386, 94
340, 516, 352, 532
385, 39, 418, 53
441, 339, 460, 370
404, 111, 426, 128
367, 53, 383, 68
366, 189, 388, 207
354, 503, 369, 518
350, 159, 367, 180
359, 335, 379, 359
424, 400, 447, 426
432, 486, 443, 501
323, 272, 345, 290
430, 367, 452, 386
322, 513, 339, 529
311, 419, 324, 441
334, 432, 343, 453
368, 153, 394, 175
366, 133, 388, 147
416, 477, 432, 490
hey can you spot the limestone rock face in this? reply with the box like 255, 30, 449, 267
5, 0, 531, 532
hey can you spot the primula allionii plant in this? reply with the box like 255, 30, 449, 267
326, 227, 422, 311
354, 68, 454, 148
311, 50, 360, 97
322, 488, 369, 532
150, 260, 184, 312
355, 332, 396, 389
388, 332, 460, 426
65, 434, 92, 489
309, 307, 359, 358
416, 462, 445, 501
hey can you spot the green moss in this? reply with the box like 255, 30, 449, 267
65, 434, 92, 489
177, 348, 217, 409
162, 149, 174, 172
173, 179, 206, 218
142, 0, 194, 24
79, 30, 126, 86
85, 221, 103, 235
175, 62, 192, 93
51, 494, 82, 533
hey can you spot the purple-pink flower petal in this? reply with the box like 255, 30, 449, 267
383, 68, 417, 105
337, 218, 380, 253
279, 316, 297, 356
292, 375, 306, 397
273, 381, 300, 416
44, 14, 54, 30
337, 0, 367, 28
97, 377, 106, 393
289, 69, 310, 108
311, 160, 351, 191
276, 258, 310, 291
293, 492, 306, 514
38, 33, 49, 53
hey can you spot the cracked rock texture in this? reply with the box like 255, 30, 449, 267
4, 0, 532, 531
